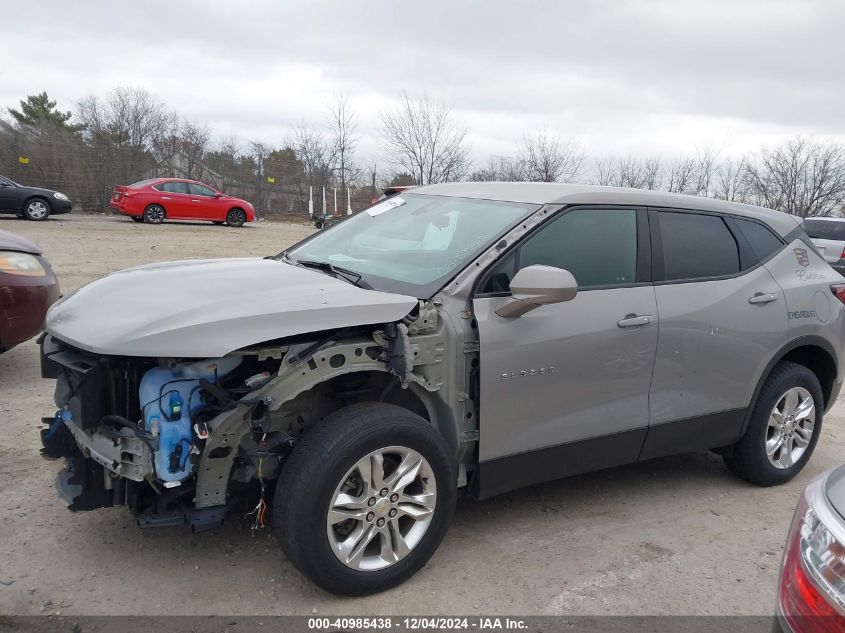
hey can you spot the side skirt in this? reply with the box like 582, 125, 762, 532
473, 408, 746, 500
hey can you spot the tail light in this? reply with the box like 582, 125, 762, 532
778, 475, 845, 632
831, 284, 845, 306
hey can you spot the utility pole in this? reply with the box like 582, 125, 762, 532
333, 187, 337, 216
347, 188, 352, 216
308, 186, 314, 217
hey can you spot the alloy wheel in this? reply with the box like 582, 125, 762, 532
326, 446, 437, 571
145, 205, 165, 224
766, 386, 815, 469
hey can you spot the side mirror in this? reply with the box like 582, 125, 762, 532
214, 193, 223, 198
495, 265, 578, 318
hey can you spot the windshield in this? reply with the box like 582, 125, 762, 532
285, 193, 540, 297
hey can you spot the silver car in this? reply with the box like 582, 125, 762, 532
39, 183, 845, 595
804, 217, 845, 276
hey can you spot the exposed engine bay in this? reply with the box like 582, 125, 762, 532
39, 301, 473, 532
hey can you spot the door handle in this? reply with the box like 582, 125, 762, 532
192, 199, 200, 202
161, 196, 171, 200
617, 314, 653, 328
749, 292, 778, 305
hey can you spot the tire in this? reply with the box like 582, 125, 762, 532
143, 204, 165, 224
131, 216, 145, 223
226, 208, 245, 227
23, 198, 50, 221
724, 361, 823, 486
314, 219, 324, 229
274, 403, 456, 596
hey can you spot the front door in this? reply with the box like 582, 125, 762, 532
472, 206, 658, 498
187, 182, 221, 220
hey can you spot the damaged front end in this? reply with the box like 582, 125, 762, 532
39, 302, 456, 533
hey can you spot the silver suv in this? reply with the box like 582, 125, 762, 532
39, 183, 845, 595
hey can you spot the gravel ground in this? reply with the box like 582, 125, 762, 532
0, 213, 842, 617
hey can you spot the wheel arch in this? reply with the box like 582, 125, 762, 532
144, 202, 167, 215
22, 195, 51, 212
743, 336, 839, 435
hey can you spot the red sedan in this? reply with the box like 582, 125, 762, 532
0, 229, 60, 353
109, 178, 255, 227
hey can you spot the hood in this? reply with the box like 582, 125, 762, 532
46, 257, 418, 357
21, 185, 58, 196
0, 229, 41, 255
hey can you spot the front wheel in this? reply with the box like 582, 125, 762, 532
23, 198, 50, 221
274, 403, 456, 596
226, 208, 245, 227
724, 361, 823, 486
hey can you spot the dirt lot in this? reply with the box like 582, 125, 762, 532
0, 213, 842, 616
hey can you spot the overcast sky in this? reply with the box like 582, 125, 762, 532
5, 0, 845, 166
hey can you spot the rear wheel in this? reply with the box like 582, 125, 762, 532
226, 208, 245, 227
23, 198, 50, 221
724, 361, 823, 486
274, 403, 456, 596
143, 204, 165, 224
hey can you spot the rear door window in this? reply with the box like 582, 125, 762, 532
658, 211, 740, 281
157, 182, 189, 194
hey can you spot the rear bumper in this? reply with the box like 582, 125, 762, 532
0, 260, 60, 351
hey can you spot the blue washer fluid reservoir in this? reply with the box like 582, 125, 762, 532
139, 357, 242, 483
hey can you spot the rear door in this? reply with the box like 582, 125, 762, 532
473, 206, 658, 497
157, 181, 192, 218
642, 209, 789, 459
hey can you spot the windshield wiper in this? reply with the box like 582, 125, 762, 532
293, 258, 373, 289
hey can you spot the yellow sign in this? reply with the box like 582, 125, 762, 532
18, 157, 29, 164
267, 176, 275, 184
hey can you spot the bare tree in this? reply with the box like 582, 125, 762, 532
179, 119, 210, 180
713, 156, 752, 202
518, 128, 583, 182
327, 93, 359, 192
78, 87, 170, 150
469, 155, 527, 182
595, 154, 662, 189
746, 138, 845, 217
379, 92, 469, 185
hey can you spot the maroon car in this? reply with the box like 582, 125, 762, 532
0, 229, 59, 352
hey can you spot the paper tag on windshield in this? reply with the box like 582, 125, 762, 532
366, 196, 405, 217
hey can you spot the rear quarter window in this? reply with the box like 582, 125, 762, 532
734, 218, 785, 263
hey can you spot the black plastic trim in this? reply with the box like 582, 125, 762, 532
474, 427, 647, 500
474, 407, 756, 499
638, 408, 746, 461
